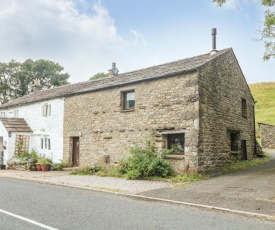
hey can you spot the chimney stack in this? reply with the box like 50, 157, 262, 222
108, 62, 119, 76
30, 79, 42, 92
211, 28, 218, 55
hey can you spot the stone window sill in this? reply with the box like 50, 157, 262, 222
231, 151, 239, 155
164, 154, 185, 160
120, 109, 135, 113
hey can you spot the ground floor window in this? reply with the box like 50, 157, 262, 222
230, 132, 239, 151
164, 133, 185, 154
41, 137, 51, 150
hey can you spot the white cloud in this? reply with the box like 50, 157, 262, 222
0, 0, 139, 82
130, 30, 147, 46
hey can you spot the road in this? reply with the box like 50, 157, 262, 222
0, 178, 274, 230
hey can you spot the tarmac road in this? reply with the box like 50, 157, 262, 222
0, 178, 275, 230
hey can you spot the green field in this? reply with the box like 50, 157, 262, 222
249, 82, 275, 126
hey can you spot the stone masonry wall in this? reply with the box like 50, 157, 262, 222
259, 123, 275, 149
63, 72, 200, 173
198, 50, 255, 172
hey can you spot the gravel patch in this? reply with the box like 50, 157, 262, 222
0, 170, 173, 194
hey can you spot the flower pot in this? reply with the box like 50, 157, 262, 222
41, 164, 50, 171
36, 163, 42, 171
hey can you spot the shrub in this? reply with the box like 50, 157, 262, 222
52, 161, 69, 171
118, 132, 175, 179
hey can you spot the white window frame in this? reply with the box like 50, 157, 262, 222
13, 110, 19, 118
42, 104, 51, 117
41, 137, 51, 150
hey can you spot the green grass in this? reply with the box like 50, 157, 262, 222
249, 82, 275, 126
221, 157, 270, 173
70, 166, 205, 182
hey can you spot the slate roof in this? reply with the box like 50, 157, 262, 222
0, 118, 32, 133
0, 48, 232, 109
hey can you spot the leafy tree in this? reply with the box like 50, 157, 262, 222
212, 0, 275, 60
0, 59, 70, 104
89, 72, 109, 80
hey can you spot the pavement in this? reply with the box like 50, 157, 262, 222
0, 150, 275, 221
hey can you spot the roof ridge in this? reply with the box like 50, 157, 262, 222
0, 48, 232, 109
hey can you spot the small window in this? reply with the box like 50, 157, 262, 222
166, 133, 185, 154
41, 138, 51, 150
123, 91, 135, 110
42, 104, 51, 117
13, 110, 19, 118
230, 133, 239, 151
242, 98, 247, 118
45, 138, 48, 149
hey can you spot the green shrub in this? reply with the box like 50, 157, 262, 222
118, 133, 175, 179
52, 161, 69, 171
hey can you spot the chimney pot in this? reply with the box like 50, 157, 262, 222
211, 28, 218, 55
109, 62, 119, 76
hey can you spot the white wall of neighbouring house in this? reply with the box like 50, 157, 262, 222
0, 121, 9, 165
1, 98, 65, 163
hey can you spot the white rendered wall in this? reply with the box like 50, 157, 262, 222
0, 122, 9, 165
0, 98, 65, 163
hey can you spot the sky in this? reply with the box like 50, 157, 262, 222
0, 0, 274, 84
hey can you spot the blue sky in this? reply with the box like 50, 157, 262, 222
0, 0, 273, 84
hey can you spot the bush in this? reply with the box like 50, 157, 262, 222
118, 133, 175, 179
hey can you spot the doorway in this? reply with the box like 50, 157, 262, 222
72, 137, 79, 166
241, 140, 247, 160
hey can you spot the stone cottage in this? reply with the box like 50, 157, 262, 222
0, 48, 256, 172
63, 48, 256, 173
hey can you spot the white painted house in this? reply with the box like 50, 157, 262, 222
0, 80, 67, 166
0, 98, 65, 165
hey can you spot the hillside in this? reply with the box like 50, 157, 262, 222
249, 82, 275, 126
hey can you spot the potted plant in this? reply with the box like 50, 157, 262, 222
39, 157, 52, 171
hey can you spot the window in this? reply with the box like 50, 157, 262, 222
241, 98, 247, 118
0, 112, 5, 117
166, 133, 185, 154
123, 91, 135, 110
42, 104, 51, 117
41, 137, 51, 150
13, 110, 19, 118
230, 133, 239, 151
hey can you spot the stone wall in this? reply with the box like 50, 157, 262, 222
198, 50, 256, 172
63, 72, 200, 173
259, 123, 275, 149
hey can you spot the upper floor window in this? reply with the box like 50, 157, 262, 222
241, 98, 247, 118
122, 91, 135, 110
42, 104, 51, 117
13, 110, 19, 118
0, 112, 5, 117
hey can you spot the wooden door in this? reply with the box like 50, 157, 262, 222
72, 137, 79, 166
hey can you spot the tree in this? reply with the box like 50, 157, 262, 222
89, 72, 109, 80
212, 0, 275, 60
0, 59, 70, 104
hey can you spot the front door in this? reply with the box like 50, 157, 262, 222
241, 140, 247, 160
72, 137, 79, 166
